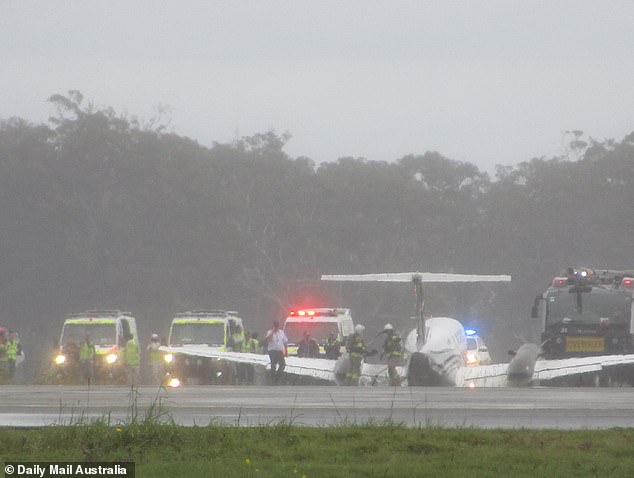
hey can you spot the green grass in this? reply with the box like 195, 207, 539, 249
2, 421, 634, 477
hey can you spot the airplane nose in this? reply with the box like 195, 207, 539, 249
408, 352, 445, 386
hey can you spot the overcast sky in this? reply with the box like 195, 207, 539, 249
2, 1, 634, 172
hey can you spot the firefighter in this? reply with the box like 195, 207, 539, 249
79, 332, 95, 384
381, 324, 403, 386
6, 331, 21, 380
324, 332, 341, 360
346, 324, 366, 386
124, 335, 141, 385
146, 333, 163, 385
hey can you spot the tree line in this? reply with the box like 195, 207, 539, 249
2, 91, 633, 371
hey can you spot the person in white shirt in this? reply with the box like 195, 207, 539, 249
265, 320, 288, 384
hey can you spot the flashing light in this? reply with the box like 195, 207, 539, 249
293, 309, 317, 318
622, 277, 634, 288
54, 354, 66, 365
567, 267, 593, 280
552, 277, 568, 288
105, 353, 118, 364
216, 371, 223, 377
164, 353, 174, 363
465, 328, 477, 337
168, 377, 181, 388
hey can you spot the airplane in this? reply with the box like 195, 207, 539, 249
159, 271, 634, 387
322, 272, 634, 387
322, 271, 513, 387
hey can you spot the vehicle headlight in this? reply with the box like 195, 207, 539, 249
466, 353, 478, 365
55, 354, 66, 365
105, 353, 118, 364
168, 377, 180, 388
164, 353, 174, 363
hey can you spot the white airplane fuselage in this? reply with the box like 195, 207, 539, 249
405, 317, 468, 386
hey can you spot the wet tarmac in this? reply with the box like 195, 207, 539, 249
1, 385, 633, 429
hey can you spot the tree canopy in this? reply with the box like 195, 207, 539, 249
2, 92, 633, 370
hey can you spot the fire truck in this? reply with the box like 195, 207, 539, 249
533, 267, 634, 359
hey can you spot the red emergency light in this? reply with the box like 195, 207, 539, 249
552, 277, 568, 288
288, 309, 317, 317
622, 277, 634, 289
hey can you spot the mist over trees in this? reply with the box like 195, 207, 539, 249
2, 91, 633, 373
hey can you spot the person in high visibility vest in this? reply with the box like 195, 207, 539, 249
146, 334, 163, 385
240, 331, 261, 384
243, 332, 260, 354
79, 332, 95, 384
346, 324, 367, 386
6, 331, 21, 380
381, 324, 403, 386
0, 329, 8, 382
124, 335, 140, 385
228, 324, 245, 352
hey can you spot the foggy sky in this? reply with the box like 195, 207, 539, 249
2, 1, 634, 172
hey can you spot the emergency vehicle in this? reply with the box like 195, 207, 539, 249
533, 267, 634, 359
464, 329, 492, 366
283, 308, 355, 356
53, 310, 139, 383
163, 310, 245, 384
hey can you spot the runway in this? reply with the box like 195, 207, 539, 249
1, 385, 633, 429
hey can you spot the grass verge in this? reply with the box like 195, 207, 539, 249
2, 421, 634, 477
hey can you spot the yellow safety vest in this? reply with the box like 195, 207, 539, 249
6, 339, 18, 360
80, 341, 94, 361
125, 339, 140, 366
148, 344, 162, 364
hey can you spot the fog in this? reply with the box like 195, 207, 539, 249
2, 2, 634, 173
1, 2, 634, 380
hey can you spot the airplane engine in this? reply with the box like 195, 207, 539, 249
507, 343, 540, 386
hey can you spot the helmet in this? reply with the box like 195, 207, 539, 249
151, 333, 159, 340
383, 323, 394, 331
354, 324, 365, 334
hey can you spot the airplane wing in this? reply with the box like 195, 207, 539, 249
321, 272, 511, 283
160, 345, 338, 382
455, 354, 634, 387
455, 363, 513, 387
160, 345, 406, 385
534, 354, 634, 382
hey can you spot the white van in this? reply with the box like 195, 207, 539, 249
283, 308, 355, 356
54, 310, 139, 382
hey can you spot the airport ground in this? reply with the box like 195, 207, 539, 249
2, 385, 634, 429
2, 386, 634, 477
